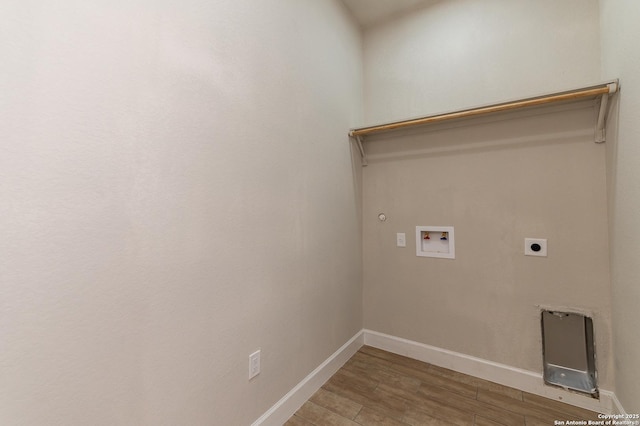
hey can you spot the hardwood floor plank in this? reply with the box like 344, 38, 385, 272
477, 381, 524, 402
294, 401, 360, 426
403, 403, 473, 426
474, 414, 513, 426
325, 368, 379, 394
524, 415, 569, 426
416, 383, 525, 425
284, 414, 316, 426
428, 365, 523, 401
349, 351, 397, 371
344, 359, 421, 394
522, 392, 599, 420
477, 388, 587, 422
344, 357, 419, 392
323, 378, 408, 421
353, 407, 409, 426
309, 388, 363, 420
388, 360, 479, 399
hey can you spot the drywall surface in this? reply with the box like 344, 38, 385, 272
601, 0, 640, 413
361, 0, 612, 391
342, 0, 441, 29
362, 105, 613, 391
0, 1, 362, 424
363, 0, 602, 124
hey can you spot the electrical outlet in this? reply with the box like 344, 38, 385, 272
525, 238, 547, 257
249, 350, 261, 379
396, 233, 406, 247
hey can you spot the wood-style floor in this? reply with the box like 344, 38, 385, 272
285, 346, 600, 426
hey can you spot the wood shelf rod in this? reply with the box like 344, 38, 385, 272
349, 81, 618, 138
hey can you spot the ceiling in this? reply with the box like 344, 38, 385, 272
341, 0, 442, 28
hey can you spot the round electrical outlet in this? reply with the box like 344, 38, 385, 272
524, 238, 547, 257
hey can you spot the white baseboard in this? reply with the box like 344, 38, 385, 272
364, 329, 619, 414
252, 328, 626, 424
251, 330, 364, 426
609, 392, 627, 415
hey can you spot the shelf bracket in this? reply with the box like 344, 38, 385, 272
354, 135, 367, 166
594, 82, 617, 143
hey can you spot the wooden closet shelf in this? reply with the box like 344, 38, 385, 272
349, 80, 619, 166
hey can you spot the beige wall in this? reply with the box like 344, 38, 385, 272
363, 106, 613, 388
362, 0, 614, 390
601, 0, 640, 413
363, 0, 602, 124
0, 1, 362, 424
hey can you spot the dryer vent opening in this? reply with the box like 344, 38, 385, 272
541, 311, 598, 398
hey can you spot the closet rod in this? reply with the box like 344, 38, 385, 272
349, 81, 618, 138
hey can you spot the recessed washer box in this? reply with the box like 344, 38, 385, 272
416, 226, 455, 259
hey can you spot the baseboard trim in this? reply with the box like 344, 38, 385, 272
252, 328, 626, 423
608, 391, 627, 415
364, 329, 618, 414
251, 330, 364, 426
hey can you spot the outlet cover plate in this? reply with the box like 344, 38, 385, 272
249, 350, 261, 379
525, 238, 547, 257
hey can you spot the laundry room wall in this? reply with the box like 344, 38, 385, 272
0, 1, 363, 424
361, 0, 613, 392
601, 0, 640, 413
